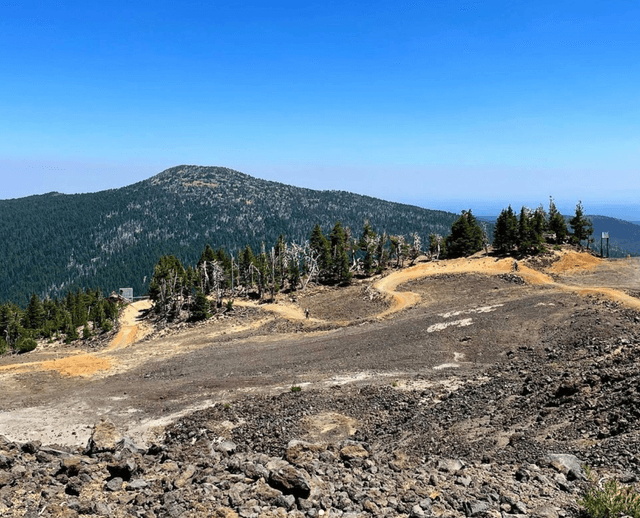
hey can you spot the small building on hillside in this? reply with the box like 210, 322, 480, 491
119, 288, 133, 302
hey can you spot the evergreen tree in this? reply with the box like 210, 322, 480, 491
446, 210, 484, 258
375, 231, 388, 272
330, 221, 352, 284
359, 221, 377, 275
548, 196, 568, 243
569, 201, 593, 248
254, 248, 269, 300
274, 235, 287, 292
24, 293, 45, 332
190, 290, 211, 321
239, 245, 256, 290
518, 207, 532, 253
63, 310, 79, 343
492, 206, 519, 254
288, 256, 300, 290
309, 224, 331, 279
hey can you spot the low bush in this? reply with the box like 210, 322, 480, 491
14, 336, 37, 353
579, 476, 640, 518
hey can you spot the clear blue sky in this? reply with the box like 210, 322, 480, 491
1, 1, 638, 219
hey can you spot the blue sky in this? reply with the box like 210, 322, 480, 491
1, 1, 639, 218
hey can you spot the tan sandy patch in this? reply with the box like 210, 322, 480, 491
301, 412, 358, 442
40, 354, 112, 377
546, 250, 603, 275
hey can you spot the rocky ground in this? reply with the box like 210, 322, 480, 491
1, 252, 640, 517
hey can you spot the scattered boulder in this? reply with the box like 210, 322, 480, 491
84, 419, 122, 455
541, 454, 586, 480
268, 463, 311, 499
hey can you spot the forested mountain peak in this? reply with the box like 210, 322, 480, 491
0, 165, 458, 306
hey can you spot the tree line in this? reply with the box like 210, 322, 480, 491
443, 198, 593, 258
149, 221, 424, 321
0, 288, 119, 354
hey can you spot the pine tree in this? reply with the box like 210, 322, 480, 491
446, 210, 484, 258
309, 224, 331, 279
240, 245, 255, 290
149, 255, 187, 318
375, 231, 388, 272
569, 201, 593, 248
548, 196, 568, 243
492, 206, 518, 254
518, 207, 532, 253
330, 221, 352, 284
191, 290, 211, 321
24, 293, 45, 332
359, 221, 377, 275
288, 257, 300, 290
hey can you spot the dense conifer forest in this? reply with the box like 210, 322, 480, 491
0, 288, 119, 354
0, 165, 458, 306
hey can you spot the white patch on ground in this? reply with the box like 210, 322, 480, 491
327, 372, 375, 385
439, 304, 504, 319
427, 318, 473, 333
535, 302, 555, 307
454, 352, 466, 361
433, 363, 460, 370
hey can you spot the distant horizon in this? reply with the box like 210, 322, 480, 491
1, 161, 638, 223
2, 1, 639, 219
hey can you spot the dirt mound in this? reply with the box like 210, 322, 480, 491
546, 250, 602, 274
296, 284, 389, 322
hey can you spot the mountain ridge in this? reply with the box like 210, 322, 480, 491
0, 165, 458, 305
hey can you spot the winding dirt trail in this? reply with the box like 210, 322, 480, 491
373, 251, 640, 315
233, 299, 323, 323
0, 300, 153, 378
2, 251, 637, 382
227, 251, 638, 324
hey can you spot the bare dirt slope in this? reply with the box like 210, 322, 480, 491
1, 249, 639, 451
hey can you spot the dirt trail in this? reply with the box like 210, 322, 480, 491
2, 251, 636, 383
107, 299, 153, 351
225, 252, 633, 323
0, 300, 153, 378
374, 256, 531, 318
374, 251, 640, 315
232, 299, 332, 324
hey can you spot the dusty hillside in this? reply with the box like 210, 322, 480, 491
1, 249, 639, 517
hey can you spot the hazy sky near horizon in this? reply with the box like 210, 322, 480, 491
1, 1, 639, 218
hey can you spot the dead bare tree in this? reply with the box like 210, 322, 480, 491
408, 232, 422, 265
390, 235, 406, 267
289, 241, 321, 289
429, 233, 444, 261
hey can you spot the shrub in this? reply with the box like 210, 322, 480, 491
101, 320, 113, 333
579, 477, 640, 518
0, 338, 7, 355
14, 336, 37, 353
291, 385, 302, 392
